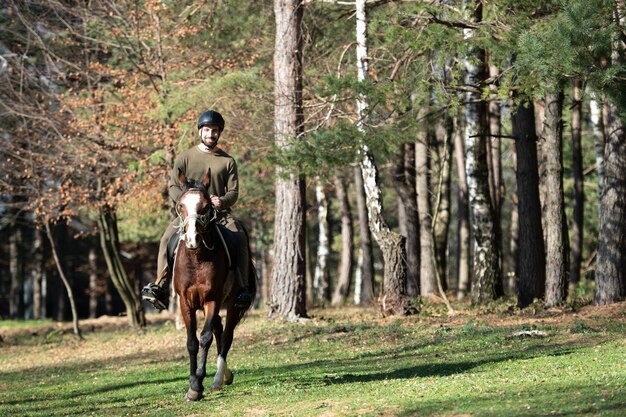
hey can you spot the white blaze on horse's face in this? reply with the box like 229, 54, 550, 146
180, 191, 204, 250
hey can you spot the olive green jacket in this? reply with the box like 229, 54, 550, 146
168, 145, 239, 212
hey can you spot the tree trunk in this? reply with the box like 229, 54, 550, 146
98, 205, 145, 328
269, 0, 307, 320
463, 0, 500, 303
488, 63, 504, 296
9, 218, 23, 319
507, 150, 519, 295
305, 221, 314, 306
595, 98, 626, 304
392, 143, 419, 297
356, 0, 410, 316
431, 117, 453, 292
416, 128, 437, 296
569, 79, 584, 297
453, 115, 471, 299
89, 247, 98, 318
589, 97, 605, 214
353, 165, 375, 305
331, 173, 354, 306
595, 6, 626, 302
31, 227, 44, 319
45, 223, 82, 339
313, 180, 331, 304
543, 91, 568, 307
270, 176, 307, 319
512, 100, 545, 307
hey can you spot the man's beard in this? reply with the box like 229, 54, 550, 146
203, 137, 218, 148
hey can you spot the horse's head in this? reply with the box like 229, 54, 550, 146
177, 169, 215, 250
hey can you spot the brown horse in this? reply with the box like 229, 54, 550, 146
173, 169, 255, 401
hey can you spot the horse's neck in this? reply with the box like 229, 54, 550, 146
200, 227, 216, 251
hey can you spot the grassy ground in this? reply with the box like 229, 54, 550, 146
0, 301, 625, 417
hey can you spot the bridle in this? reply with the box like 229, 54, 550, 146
176, 188, 218, 250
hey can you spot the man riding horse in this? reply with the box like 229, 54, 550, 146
142, 109, 253, 310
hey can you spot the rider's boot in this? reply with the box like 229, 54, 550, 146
233, 269, 252, 309
234, 288, 252, 309
141, 267, 170, 311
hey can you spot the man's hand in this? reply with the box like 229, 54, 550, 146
210, 195, 222, 209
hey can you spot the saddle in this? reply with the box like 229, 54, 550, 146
166, 224, 239, 274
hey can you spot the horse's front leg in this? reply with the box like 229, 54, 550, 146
181, 302, 203, 401
196, 301, 218, 392
212, 303, 242, 390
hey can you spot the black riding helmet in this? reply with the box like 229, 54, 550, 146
197, 110, 225, 131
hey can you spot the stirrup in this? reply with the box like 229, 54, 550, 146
141, 283, 168, 310
234, 289, 252, 309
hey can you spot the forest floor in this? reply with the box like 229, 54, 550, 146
0, 300, 625, 416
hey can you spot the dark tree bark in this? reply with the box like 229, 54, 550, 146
594, 3, 626, 305
55, 262, 67, 322
353, 166, 375, 305
331, 173, 354, 306
431, 117, 453, 292
487, 63, 504, 296
98, 204, 145, 328
569, 79, 584, 296
543, 91, 569, 307
88, 247, 98, 319
595, 99, 626, 305
269, 0, 307, 320
45, 223, 82, 339
305, 222, 314, 307
9, 218, 24, 319
512, 100, 546, 307
31, 227, 45, 320
392, 143, 420, 297
507, 152, 519, 295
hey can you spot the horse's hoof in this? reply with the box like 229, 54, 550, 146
210, 383, 223, 392
184, 389, 203, 401
224, 369, 234, 385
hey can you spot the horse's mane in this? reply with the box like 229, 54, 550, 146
182, 178, 208, 196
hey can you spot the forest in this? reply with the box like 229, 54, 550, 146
1, 0, 626, 329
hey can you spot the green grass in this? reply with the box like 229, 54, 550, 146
0, 304, 625, 416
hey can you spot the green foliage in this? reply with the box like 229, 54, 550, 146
271, 118, 417, 180
271, 121, 362, 178
117, 201, 171, 243
515, 0, 620, 95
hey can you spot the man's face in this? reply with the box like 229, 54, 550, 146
199, 124, 221, 148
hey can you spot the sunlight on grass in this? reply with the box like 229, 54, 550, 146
0, 304, 624, 416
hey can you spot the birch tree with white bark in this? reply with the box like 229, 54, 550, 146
462, 0, 500, 303
355, 0, 410, 315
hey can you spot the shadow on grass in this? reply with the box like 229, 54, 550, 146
242, 336, 609, 388
2, 315, 623, 416
0, 346, 191, 416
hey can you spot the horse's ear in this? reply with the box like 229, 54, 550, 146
201, 168, 211, 189
178, 169, 188, 187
